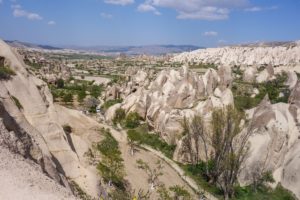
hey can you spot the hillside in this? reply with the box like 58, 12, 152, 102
172, 41, 300, 67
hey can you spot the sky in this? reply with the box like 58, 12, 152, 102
0, 0, 299, 47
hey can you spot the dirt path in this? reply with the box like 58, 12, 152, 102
99, 123, 218, 200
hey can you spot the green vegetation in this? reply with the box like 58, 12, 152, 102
0, 66, 16, 80
11, 96, 23, 110
101, 99, 123, 110
136, 159, 191, 200
24, 60, 42, 70
69, 180, 94, 200
56, 78, 64, 88
181, 164, 296, 200
96, 128, 125, 188
49, 79, 103, 105
234, 184, 296, 200
233, 73, 290, 111
180, 106, 296, 200
127, 124, 176, 158
136, 159, 164, 189
62, 92, 73, 103
189, 62, 217, 70
125, 112, 141, 129
113, 108, 126, 125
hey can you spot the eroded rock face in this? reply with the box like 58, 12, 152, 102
105, 65, 234, 149
239, 87, 300, 199
0, 39, 101, 198
172, 43, 300, 67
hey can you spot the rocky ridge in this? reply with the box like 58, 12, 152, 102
172, 42, 300, 67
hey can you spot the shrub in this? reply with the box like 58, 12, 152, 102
0, 66, 16, 80
56, 79, 64, 88
96, 129, 125, 188
101, 99, 123, 110
69, 180, 93, 200
89, 84, 103, 98
113, 108, 126, 125
127, 127, 176, 158
125, 112, 141, 129
63, 92, 73, 103
77, 90, 86, 102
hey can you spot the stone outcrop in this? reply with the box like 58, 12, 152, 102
172, 43, 300, 67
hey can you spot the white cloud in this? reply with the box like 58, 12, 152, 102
12, 4, 43, 20
138, 0, 250, 20
48, 20, 56, 25
101, 12, 113, 19
203, 31, 218, 37
104, 0, 134, 6
137, 3, 161, 15
245, 5, 278, 12
244, 6, 261, 12
177, 7, 229, 20
218, 39, 227, 43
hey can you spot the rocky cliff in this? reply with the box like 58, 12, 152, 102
0, 39, 101, 199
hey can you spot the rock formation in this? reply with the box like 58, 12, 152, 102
172, 43, 300, 67
105, 65, 234, 160
0, 40, 101, 198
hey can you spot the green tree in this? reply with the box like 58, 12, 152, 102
125, 112, 141, 129
97, 129, 125, 187
113, 108, 126, 125
210, 106, 251, 200
56, 78, 64, 88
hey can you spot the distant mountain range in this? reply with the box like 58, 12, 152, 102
5, 40, 201, 55
5, 40, 62, 50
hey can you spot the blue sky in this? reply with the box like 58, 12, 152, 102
0, 0, 299, 47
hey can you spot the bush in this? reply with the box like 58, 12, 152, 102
125, 112, 141, 129
234, 184, 296, 200
69, 180, 93, 200
113, 108, 126, 125
0, 66, 16, 80
63, 92, 73, 103
77, 90, 86, 102
56, 79, 64, 88
89, 84, 103, 98
96, 129, 125, 188
127, 127, 176, 158
101, 99, 123, 110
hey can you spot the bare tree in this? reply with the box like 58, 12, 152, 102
210, 105, 251, 200
181, 117, 195, 164
189, 115, 209, 175
136, 159, 164, 190
127, 138, 139, 156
